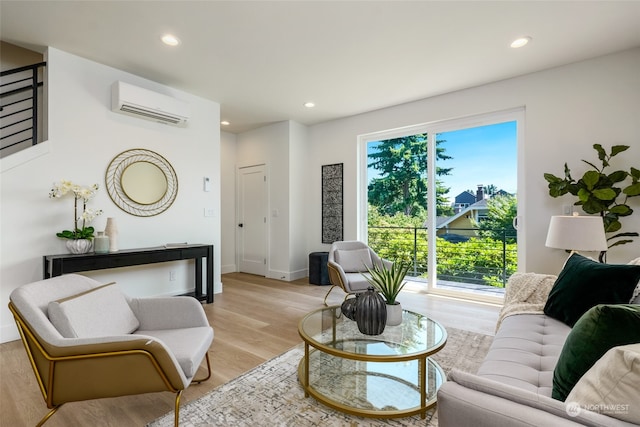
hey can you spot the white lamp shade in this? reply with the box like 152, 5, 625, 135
545, 215, 608, 252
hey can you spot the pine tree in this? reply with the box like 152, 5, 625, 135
368, 134, 453, 217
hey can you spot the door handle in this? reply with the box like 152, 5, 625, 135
238, 223, 243, 228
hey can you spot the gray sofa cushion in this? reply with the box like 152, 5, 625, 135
477, 313, 570, 396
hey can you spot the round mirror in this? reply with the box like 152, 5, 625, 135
121, 161, 168, 205
106, 149, 178, 217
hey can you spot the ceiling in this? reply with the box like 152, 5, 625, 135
2, 1, 640, 134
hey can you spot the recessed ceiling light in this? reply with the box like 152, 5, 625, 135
303, 102, 315, 108
161, 34, 180, 46
221, 120, 230, 126
510, 36, 531, 48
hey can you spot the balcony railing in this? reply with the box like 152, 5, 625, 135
368, 226, 517, 288
1, 62, 46, 158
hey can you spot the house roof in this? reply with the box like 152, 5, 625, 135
436, 199, 489, 229
454, 191, 476, 204
1, 1, 639, 134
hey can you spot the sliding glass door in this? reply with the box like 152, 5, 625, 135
360, 109, 522, 302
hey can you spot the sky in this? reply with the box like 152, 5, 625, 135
437, 121, 517, 203
368, 120, 518, 205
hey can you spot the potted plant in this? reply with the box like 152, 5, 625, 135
544, 144, 640, 262
364, 260, 411, 326
49, 180, 103, 254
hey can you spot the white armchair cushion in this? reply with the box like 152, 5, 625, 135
135, 326, 213, 378
336, 248, 373, 272
48, 282, 140, 338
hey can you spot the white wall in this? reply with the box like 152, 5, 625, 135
220, 131, 238, 275
227, 49, 639, 282
0, 48, 221, 343
288, 121, 309, 278
233, 120, 311, 280
236, 121, 290, 279
305, 48, 640, 274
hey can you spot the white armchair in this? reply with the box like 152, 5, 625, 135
325, 240, 392, 304
8, 274, 213, 427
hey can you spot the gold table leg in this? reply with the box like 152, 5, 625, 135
304, 343, 310, 397
420, 356, 427, 419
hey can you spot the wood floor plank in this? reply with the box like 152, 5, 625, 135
0, 272, 500, 426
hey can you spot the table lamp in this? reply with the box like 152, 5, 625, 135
545, 213, 608, 255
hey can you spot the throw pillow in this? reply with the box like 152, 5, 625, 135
335, 248, 374, 273
48, 282, 140, 338
566, 344, 640, 424
543, 253, 640, 327
552, 304, 640, 401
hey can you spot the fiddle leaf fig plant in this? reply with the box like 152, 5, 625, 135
544, 144, 640, 260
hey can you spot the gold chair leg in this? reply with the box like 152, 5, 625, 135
174, 390, 183, 427
323, 285, 337, 306
193, 353, 212, 383
36, 405, 62, 427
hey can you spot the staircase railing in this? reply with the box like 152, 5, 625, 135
0, 62, 46, 157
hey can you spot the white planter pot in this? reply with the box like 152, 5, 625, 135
386, 302, 403, 326
66, 239, 93, 254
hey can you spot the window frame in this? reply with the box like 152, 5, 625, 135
357, 107, 525, 303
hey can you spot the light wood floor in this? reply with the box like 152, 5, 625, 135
0, 273, 500, 427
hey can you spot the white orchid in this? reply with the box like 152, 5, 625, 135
49, 180, 103, 240
49, 179, 74, 198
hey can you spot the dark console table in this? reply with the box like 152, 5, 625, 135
43, 244, 214, 303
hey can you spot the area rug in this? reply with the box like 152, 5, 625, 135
147, 327, 493, 427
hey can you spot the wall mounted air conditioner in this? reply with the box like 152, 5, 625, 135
111, 81, 190, 127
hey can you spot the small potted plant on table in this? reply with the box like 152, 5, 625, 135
365, 260, 411, 326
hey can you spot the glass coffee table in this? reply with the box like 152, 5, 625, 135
297, 305, 447, 418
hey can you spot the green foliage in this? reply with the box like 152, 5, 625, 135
544, 144, 639, 254
368, 205, 426, 227
368, 134, 453, 217
477, 195, 518, 243
364, 260, 412, 304
436, 237, 517, 288
368, 211, 517, 288
56, 227, 96, 240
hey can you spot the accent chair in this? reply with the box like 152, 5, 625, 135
8, 273, 213, 427
325, 240, 392, 304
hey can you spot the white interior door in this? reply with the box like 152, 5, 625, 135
237, 165, 267, 276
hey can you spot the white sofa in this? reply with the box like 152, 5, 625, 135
438, 257, 640, 427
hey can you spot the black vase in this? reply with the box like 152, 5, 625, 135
355, 287, 387, 335
341, 295, 358, 320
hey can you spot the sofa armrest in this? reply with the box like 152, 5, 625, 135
438, 370, 634, 427
129, 296, 210, 330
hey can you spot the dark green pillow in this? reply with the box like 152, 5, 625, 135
552, 304, 640, 401
543, 253, 640, 327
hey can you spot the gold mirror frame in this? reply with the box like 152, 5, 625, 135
106, 149, 178, 216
